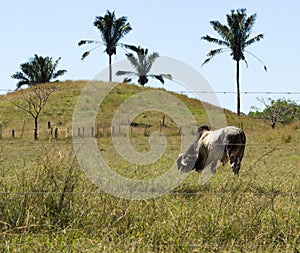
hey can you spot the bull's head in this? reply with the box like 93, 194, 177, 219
176, 125, 210, 173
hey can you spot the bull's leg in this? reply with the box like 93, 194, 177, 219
225, 145, 238, 175
229, 155, 240, 175
210, 160, 218, 174
221, 152, 228, 166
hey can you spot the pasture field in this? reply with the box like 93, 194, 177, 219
0, 81, 299, 252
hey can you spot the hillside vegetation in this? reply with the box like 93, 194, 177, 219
0, 81, 299, 252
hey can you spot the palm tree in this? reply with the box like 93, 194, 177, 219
116, 45, 172, 86
11, 54, 67, 89
78, 10, 132, 82
201, 8, 267, 115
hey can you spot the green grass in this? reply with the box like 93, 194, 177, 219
0, 81, 299, 252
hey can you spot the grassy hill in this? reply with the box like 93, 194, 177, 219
0, 81, 299, 252
0, 80, 264, 139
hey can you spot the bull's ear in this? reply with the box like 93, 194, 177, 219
198, 125, 210, 132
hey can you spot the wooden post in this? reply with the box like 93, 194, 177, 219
54, 128, 58, 139
178, 126, 182, 136
91, 127, 94, 137
0, 124, 2, 139
78, 128, 81, 137
12, 129, 15, 139
162, 115, 165, 126
112, 126, 115, 136
48, 121, 51, 129
82, 127, 85, 137
144, 125, 148, 136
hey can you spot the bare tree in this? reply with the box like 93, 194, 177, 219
13, 84, 56, 140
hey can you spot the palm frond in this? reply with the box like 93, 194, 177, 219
122, 77, 132, 83
244, 33, 264, 47
207, 48, 227, 57
80, 46, 100, 60
78, 40, 99, 46
201, 35, 229, 46
244, 50, 267, 71
16, 80, 30, 90
53, 69, 67, 79
81, 51, 90, 60
126, 54, 141, 73
161, 74, 173, 80
201, 58, 212, 67
148, 74, 173, 84
122, 44, 140, 52
11, 71, 27, 80
145, 52, 159, 73
152, 75, 165, 84
209, 21, 231, 42
115, 70, 137, 76
244, 13, 257, 33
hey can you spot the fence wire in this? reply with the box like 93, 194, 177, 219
1, 88, 300, 94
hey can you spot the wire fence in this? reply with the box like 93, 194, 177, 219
1, 88, 299, 197
1, 88, 300, 94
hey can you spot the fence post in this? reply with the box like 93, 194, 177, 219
78, 128, 81, 137
0, 124, 2, 139
48, 121, 51, 129
112, 126, 115, 137
159, 120, 163, 133
91, 127, 94, 137
54, 128, 58, 139
12, 129, 15, 139
178, 126, 182, 136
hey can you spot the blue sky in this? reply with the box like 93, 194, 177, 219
1, 0, 299, 113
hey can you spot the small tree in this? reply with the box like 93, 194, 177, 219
249, 98, 300, 128
13, 84, 56, 140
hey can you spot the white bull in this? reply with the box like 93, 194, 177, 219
177, 125, 246, 175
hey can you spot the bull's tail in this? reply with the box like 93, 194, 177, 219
239, 130, 246, 160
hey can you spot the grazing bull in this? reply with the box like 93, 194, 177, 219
177, 125, 246, 175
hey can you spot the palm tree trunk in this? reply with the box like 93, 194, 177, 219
109, 54, 112, 82
236, 60, 241, 116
